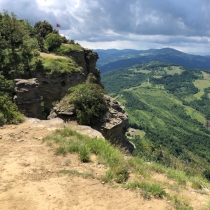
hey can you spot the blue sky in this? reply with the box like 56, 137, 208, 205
1, 0, 210, 55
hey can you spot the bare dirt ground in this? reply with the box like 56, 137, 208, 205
0, 118, 208, 210
40, 52, 68, 59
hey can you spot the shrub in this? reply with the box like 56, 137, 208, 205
0, 96, 24, 125
113, 166, 129, 183
45, 33, 62, 52
69, 83, 108, 125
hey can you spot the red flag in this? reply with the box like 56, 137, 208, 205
56, 23, 61, 27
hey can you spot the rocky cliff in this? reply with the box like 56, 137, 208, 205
14, 49, 134, 152
14, 49, 101, 111
48, 95, 134, 152
13, 78, 43, 119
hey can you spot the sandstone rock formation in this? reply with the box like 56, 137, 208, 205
36, 49, 102, 110
48, 95, 134, 152
14, 49, 102, 112
36, 72, 86, 109
13, 78, 42, 118
94, 96, 133, 152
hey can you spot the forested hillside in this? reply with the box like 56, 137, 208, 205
102, 62, 210, 174
96, 48, 210, 73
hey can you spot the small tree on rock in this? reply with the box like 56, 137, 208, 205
45, 33, 62, 52
69, 83, 108, 125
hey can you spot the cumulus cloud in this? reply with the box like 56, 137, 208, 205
1, 0, 210, 54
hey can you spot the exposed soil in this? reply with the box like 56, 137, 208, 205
0, 118, 208, 210
40, 52, 68, 59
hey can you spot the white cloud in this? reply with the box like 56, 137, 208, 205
1, 0, 210, 54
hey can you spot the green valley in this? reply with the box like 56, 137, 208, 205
102, 62, 210, 174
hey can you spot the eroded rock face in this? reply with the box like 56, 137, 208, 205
96, 96, 128, 142
36, 72, 86, 109
13, 49, 133, 152
36, 49, 102, 109
95, 96, 134, 152
14, 49, 101, 113
48, 95, 134, 152
13, 78, 42, 118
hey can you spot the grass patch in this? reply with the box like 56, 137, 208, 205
193, 79, 210, 99
79, 144, 91, 162
126, 181, 167, 199
55, 44, 83, 55
39, 56, 81, 75
166, 168, 187, 185
137, 69, 151, 74
184, 106, 205, 124
44, 127, 210, 209
164, 66, 183, 75
101, 170, 115, 183
44, 127, 126, 182
170, 195, 193, 210
55, 146, 67, 156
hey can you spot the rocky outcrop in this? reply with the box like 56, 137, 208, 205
13, 78, 42, 118
15, 49, 102, 110
95, 96, 133, 152
36, 72, 86, 109
66, 49, 103, 87
13, 49, 134, 152
48, 95, 134, 152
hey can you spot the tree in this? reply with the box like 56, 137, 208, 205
34, 20, 53, 38
0, 11, 29, 78
45, 33, 62, 52
61, 36, 68, 43
23, 20, 36, 37
69, 83, 108, 125
20, 38, 40, 75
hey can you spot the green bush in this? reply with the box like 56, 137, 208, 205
45, 33, 62, 52
113, 166, 129, 183
0, 96, 24, 125
69, 83, 108, 125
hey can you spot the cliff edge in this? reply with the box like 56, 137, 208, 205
14, 48, 134, 152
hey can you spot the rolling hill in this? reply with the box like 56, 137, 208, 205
102, 62, 210, 174
95, 48, 210, 73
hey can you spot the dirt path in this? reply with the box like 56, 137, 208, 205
40, 52, 68, 59
0, 119, 173, 210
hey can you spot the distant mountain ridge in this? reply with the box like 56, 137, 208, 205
94, 48, 210, 73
